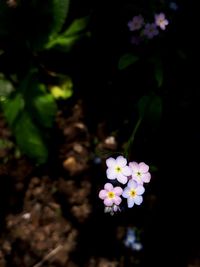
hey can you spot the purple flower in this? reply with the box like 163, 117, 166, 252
143, 23, 159, 39
129, 161, 151, 185
99, 183, 123, 206
122, 180, 145, 208
155, 13, 169, 30
106, 156, 132, 184
128, 15, 144, 31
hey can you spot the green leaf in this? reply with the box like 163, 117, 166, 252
138, 94, 162, 123
25, 0, 70, 50
148, 95, 162, 123
138, 95, 150, 118
32, 91, 57, 128
154, 61, 163, 88
46, 16, 90, 50
62, 16, 90, 37
2, 93, 24, 126
0, 76, 14, 101
118, 54, 139, 70
14, 112, 48, 164
50, 0, 70, 37
50, 76, 73, 99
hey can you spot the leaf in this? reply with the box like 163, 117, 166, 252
32, 92, 57, 128
26, 0, 70, 50
154, 61, 163, 88
148, 95, 162, 123
46, 16, 90, 50
118, 54, 139, 70
50, 76, 73, 99
138, 95, 150, 118
2, 93, 24, 126
0, 76, 14, 101
14, 112, 48, 164
62, 16, 90, 37
138, 94, 162, 123
50, 0, 70, 37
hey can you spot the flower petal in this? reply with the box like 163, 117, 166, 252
134, 195, 143, 205
127, 197, 135, 208
122, 188, 129, 198
106, 157, 116, 168
106, 168, 116, 180
113, 196, 122, 205
104, 198, 113, 206
116, 173, 128, 184
99, 189, 107, 199
127, 179, 137, 189
135, 185, 145, 195
129, 162, 139, 172
142, 172, 151, 183
122, 166, 132, 176
104, 183, 113, 191
138, 162, 149, 173
113, 186, 123, 196
116, 156, 127, 167
131, 175, 143, 185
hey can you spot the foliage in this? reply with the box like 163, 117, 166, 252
0, 0, 182, 164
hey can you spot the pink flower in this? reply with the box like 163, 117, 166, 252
122, 180, 145, 208
129, 161, 151, 185
143, 23, 159, 39
155, 13, 169, 30
106, 156, 132, 184
99, 183, 123, 206
128, 15, 144, 31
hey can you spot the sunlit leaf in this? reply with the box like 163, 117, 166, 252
118, 54, 139, 70
50, 76, 73, 99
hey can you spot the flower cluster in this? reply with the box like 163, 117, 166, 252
127, 13, 169, 44
98, 156, 151, 215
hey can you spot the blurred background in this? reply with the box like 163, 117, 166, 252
0, 0, 199, 266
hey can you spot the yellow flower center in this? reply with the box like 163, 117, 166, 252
137, 171, 141, 177
115, 166, 122, 173
129, 189, 136, 198
107, 191, 115, 199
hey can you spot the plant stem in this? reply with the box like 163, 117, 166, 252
124, 116, 142, 158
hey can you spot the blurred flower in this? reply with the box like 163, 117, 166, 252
7, 0, 17, 7
124, 228, 143, 251
106, 156, 131, 184
129, 162, 151, 185
128, 15, 144, 31
169, 2, 178, 10
143, 23, 159, 39
93, 156, 102, 165
122, 180, 145, 208
99, 183, 123, 206
155, 13, 169, 30
104, 204, 121, 215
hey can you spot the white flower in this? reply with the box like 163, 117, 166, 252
106, 156, 132, 184
129, 161, 151, 185
122, 180, 145, 208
